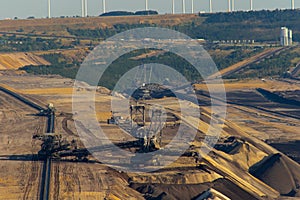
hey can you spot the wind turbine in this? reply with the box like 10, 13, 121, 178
145, 0, 149, 10
47, 0, 51, 18
182, 0, 186, 13
85, 0, 88, 17
209, 0, 212, 13
81, 0, 85, 17
80, 0, 88, 17
191, 0, 194, 13
231, 0, 235, 11
172, 0, 175, 14
228, 0, 231, 12
291, 0, 295, 9
103, 0, 106, 13
250, 0, 253, 11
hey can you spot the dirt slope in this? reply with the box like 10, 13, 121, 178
0, 53, 50, 70
1, 74, 300, 199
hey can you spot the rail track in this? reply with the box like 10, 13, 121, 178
0, 85, 54, 200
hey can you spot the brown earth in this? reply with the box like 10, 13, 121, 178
1, 73, 300, 199
0, 14, 199, 36
0, 52, 50, 70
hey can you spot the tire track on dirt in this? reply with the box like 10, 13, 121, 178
53, 163, 60, 200
23, 158, 40, 200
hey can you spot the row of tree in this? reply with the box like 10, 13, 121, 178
0, 35, 74, 52
100, 10, 158, 17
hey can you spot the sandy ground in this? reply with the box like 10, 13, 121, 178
1, 73, 300, 199
0, 75, 145, 199
0, 90, 43, 199
0, 53, 50, 70
195, 78, 300, 142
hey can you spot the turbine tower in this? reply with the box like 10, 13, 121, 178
81, 0, 87, 17
85, 0, 88, 17
81, 0, 84, 17
209, 0, 212, 13
47, 0, 51, 18
250, 0, 253, 11
228, 0, 231, 12
145, 0, 149, 10
103, 0, 106, 13
172, 0, 175, 14
182, 0, 186, 13
291, 0, 295, 9
231, 0, 234, 11
191, 0, 194, 13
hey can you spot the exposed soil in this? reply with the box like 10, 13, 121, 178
0, 53, 50, 70
1, 73, 300, 199
269, 141, 300, 163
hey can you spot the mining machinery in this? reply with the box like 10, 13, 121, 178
33, 133, 89, 161
129, 104, 163, 152
38, 103, 56, 116
33, 133, 71, 159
